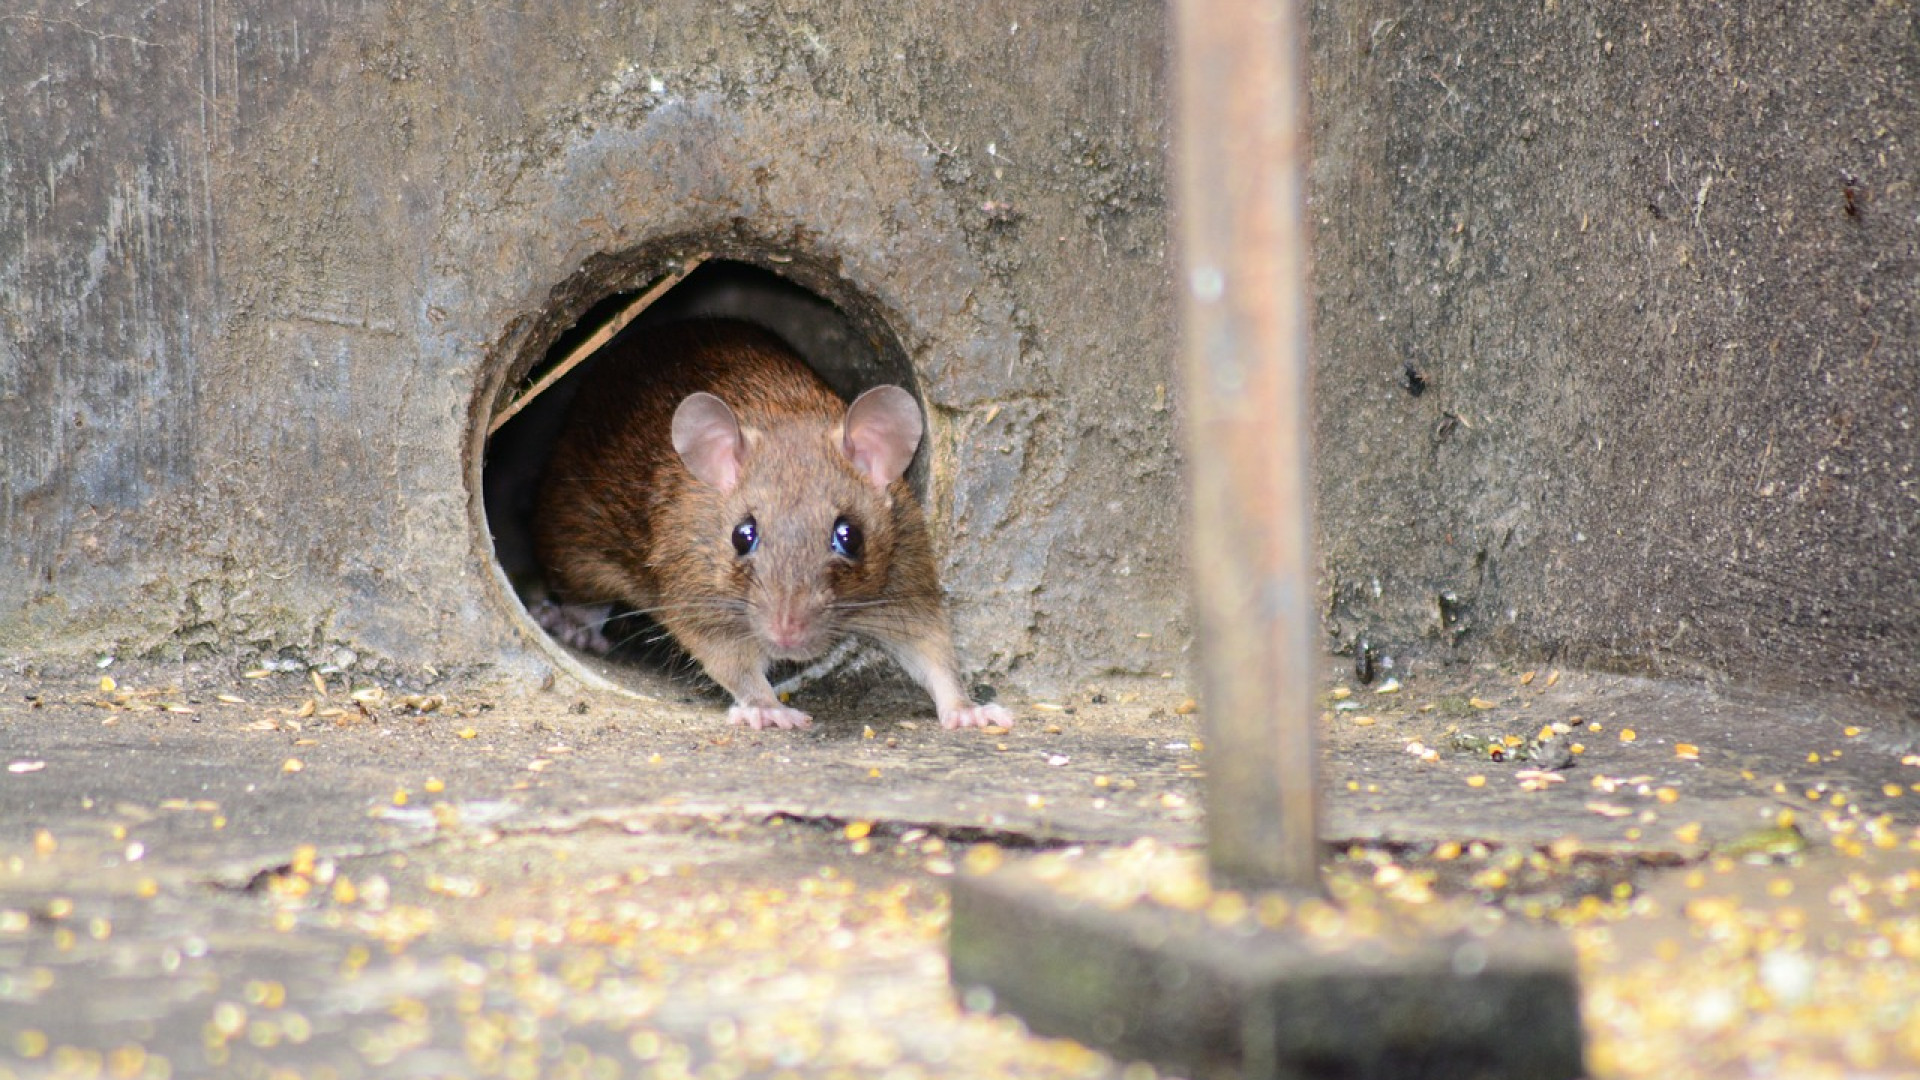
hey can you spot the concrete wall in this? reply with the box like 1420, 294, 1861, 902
1308, 3, 1918, 719
0, 1, 1181, 692
5, 1, 1914, 724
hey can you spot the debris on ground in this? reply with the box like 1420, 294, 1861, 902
1, 659, 1915, 1076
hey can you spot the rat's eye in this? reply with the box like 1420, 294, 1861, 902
830, 516, 863, 560
731, 517, 758, 556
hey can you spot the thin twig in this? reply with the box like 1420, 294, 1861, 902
488, 253, 710, 436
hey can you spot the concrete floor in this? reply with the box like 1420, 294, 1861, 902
1, 658, 1915, 1078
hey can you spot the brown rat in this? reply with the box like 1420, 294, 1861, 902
532, 318, 1012, 731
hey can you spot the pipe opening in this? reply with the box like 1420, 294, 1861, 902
481, 255, 925, 704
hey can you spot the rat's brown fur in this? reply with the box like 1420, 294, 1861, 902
533, 319, 1004, 730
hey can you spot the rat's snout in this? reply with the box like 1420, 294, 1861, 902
756, 595, 825, 658
765, 609, 810, 650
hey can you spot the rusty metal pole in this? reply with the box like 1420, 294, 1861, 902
1172, 0, 1320, 891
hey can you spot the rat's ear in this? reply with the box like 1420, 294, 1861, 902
842, 385, 924, 488
672, 392, 745, 491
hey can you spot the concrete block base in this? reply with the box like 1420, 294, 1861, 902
950, 870, 1585, 1080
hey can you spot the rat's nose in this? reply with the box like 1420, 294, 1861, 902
763, 607, 813, 652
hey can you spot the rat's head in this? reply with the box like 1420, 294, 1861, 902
671, 384, 923, 660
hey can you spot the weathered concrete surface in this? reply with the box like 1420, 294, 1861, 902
3, 0, 1912, 731
0, 2, 1179, 697
3, 659, 1917, 1077
0, 661, 1204, 1079
1307, 3, 1920, 722
6, 4, 1918, 1075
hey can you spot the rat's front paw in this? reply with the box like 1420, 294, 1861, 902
940, 701, 1013, 730
530, 599, 616, 655
729, 702, 814, 731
